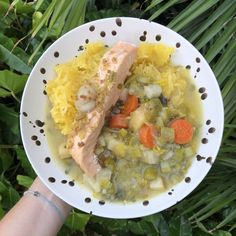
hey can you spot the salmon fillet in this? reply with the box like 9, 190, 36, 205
69, 42, 137, 177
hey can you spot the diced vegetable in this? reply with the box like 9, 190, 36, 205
141, 150, 160, 164
160, 161, 171, 173
144, 167, 158, 180
144, 84, 162, 98
150, 177, 165, 190
162, 150, 174, 160
128, 147, 142, 159
109, 114, 128, 129
113, 142, 127, 158
170, 119, 193, 144
121, 95, 139, 116
129, 107, 146, 131
128, 82, 144, 97
139, 124, 156, 148
119, 128, 128, 137
184, 146, 194, 157
155, 117, 164, 127
160, 127, 175, 143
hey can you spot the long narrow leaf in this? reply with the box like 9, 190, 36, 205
168, 0, 204, 28
195, 5, 236, 50
188, 0, 236, 43
148, 0, 180, 21
205, 18, 236, 63
214, 39, 236, 78
171, 0, 221, 32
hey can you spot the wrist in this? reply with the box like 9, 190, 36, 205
28, 177, 72, 218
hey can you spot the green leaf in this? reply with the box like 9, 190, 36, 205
62, 0, 87, 34
0, 149, 14, 172
0, 70, 27, 98
168, 0, 220, 32
0, 203, 5, 219
169, 216, 192, 236
188, 0, 236, 43
0, 33, 31, 74
148, 0, 180, 21
205, 18, 236, 63
144, 214, 169, 235
65, 210, 90, 232
16, 175, 33, 188
0, 182, 20, 209
213, 230, 232, 236
15, 148, 36, 178
128, 220, 158, 236
14, 0, 34, 14
0, 103, 19, 136
195, 4, 236, 50
0, 181, 7, 194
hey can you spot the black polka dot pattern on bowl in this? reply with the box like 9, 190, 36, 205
202, 138, 208, 144
22, 112, 28, 117
116, 18, 122, 27
176, 42, 181, 48
40, 68, 46, 74
143, 200, 149, 206
48, 177, 56, 183
85, 197, 91, 203
99, 200, 105, 205
54, 51, 59, 58
100, 31, 106, 37
45, 157, 51, 163
201, 93, 208, 100
208, 127, 216, 133
68, 181, 75, 187
206, 157, 213, 165
155, 34, 161, 41
111, 30, 117, 36
185, 177, 191, 183
89, 25, 95, 31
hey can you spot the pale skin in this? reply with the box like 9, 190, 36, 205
0, 177, 72, 236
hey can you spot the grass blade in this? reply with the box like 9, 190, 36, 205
213, 39, 236, 79
188, 0, 236, 43
62, 0, 88, 34
31, 0, 57, 38
195, 4, 236, 50
205, 19, 236, 63
168, 0, 205, 28
145, 0, 164, 12
170, 0, 220, 32
148, 0, 181, 21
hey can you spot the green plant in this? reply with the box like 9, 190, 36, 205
0, 0, 235, 235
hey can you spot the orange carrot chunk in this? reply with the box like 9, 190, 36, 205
139, 124, 156, 148
121, 95, 139, 116
109, 114, 128, 129
170, 119, 193, 144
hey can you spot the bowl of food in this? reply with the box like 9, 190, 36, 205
20, 17, 224, 219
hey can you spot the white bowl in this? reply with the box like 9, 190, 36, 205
20, 17, 224, 219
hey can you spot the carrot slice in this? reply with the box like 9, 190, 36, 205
170, 119, 193, 144
109, 114, 128, 129
139, 124, 156, 148
121, 95, 139, 116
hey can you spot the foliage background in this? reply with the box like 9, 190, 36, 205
0, 0, 236, 235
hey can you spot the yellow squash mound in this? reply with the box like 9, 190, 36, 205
46, 42, 106, 135
137, 42, 174, 67
133, 42, 189, 106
